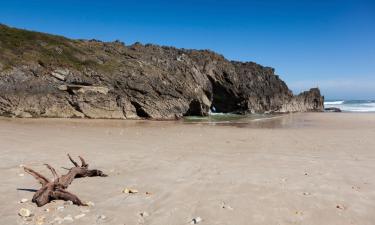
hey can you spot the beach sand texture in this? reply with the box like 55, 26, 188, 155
1, 113, 375, 225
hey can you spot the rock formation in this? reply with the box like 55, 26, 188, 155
325, 107, 342, 112
0, 24, 324, 119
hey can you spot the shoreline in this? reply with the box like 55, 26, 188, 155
1, 112, 375, 224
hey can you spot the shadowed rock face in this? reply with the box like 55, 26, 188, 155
0, 24, 324, 119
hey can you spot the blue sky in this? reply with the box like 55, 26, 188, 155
0, 0, 374, 99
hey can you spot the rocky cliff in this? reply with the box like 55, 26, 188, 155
0, 24, 324, 119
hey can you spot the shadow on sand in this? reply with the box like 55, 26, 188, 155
17, 188, 37, 193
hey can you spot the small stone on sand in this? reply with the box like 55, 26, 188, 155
18, 208, 32, 217
86, 201, 95, 207
221, 202, 234, 210
63, 215, 74, 222
140, 211, 149, 217
97, 215, 107, 220
191, 217, 202, 224
123, 188, 138, 194
336, 204, 345, 210
74, 213, 86, 219
19, 198, 28, 203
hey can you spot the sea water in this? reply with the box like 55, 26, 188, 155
184, 112, 279, 124
324, 100, 375, 112
184, 100, 375, 125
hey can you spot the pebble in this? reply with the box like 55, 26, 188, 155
63, 215, 74, 222
57, 206, 65, 211
97, 215, 107, 220
19, 198, 28, 203
336, 204, 345, 210
123, 188, 138, 194
302, 192, 311, 196
191, 217, 202, 224
18, 208, 32, 217
139, 211, 149, 217
86, 201, 95, 207
44, 208, 50, 212
221, 202, 234, 210
74, 213, 86, 219
19, 173, 25, 177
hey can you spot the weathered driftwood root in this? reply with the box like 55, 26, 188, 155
23, 154, 107, 207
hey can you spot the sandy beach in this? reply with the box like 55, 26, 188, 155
1, 113, 375, 225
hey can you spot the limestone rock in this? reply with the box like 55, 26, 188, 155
0, 24, 324, 119
278, 88, 324, 113
51, 69, 69, 81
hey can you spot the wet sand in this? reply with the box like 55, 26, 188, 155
1, 113, 375, 225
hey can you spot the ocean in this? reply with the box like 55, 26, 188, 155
324, 100, 375, 112
183, 100, 375, 125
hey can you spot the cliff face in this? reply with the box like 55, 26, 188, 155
0, 24, 324, 119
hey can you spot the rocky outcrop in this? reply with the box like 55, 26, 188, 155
325, 107, 342, 112
278, 88, 324, 113
0, 24, 324, 119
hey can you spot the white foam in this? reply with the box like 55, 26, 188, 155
208, 112, 226, 116
339, 106, 375, 112
363, 103, 375, 107
324, 101, 344, 105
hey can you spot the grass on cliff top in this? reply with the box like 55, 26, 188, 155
0, 24, 103, 72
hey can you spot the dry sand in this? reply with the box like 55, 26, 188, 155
1, 113, 375, 225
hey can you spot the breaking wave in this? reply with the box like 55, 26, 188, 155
324, 100, 375, 112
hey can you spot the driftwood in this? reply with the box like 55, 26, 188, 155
23, 154, 107, 207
